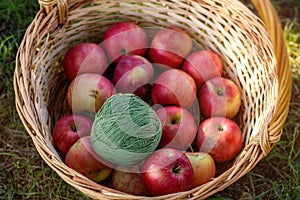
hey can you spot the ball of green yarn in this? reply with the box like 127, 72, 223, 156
90, 93, 162, 166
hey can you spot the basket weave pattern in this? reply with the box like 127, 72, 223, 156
14, 0, 291, 199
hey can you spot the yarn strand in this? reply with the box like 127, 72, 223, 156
91, 93, 162, 166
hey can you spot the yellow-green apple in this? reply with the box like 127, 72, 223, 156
196, 117, 243, 163
185, 152, 216, 188
149, 27, 193, 69
141, 148, 193, 196
102, 21, 148, 63
65, 136, 112, 182
67, 73, 116, 114
152, 69, 197, 108
113, 55, 153, 98
112, 166, 149, 196
198, 77, 241, 118
182, 50, 223, 88
52, 114, 92, 155
155, 106, 197, 150
63, 42, 108, 81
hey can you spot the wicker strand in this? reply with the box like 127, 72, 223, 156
251, 0, 292, 155
39, 0, 68, 24
38, 0, 55, 14
90, 94, 162, 166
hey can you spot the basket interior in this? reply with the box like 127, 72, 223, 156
26, 0, 278, 197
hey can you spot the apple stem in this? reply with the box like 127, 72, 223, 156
217, 125, 224, 132
171, 119, 179, 125
120, 48, 127, 55
172, 165, 181, 174
71, 123, 77, 132
89, 90, 99, 99
188, 144, 194, 152
217, 88, 224, 96
169, 116, 180, 125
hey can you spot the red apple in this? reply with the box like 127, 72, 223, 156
196, 117, 243, 163
185, 152, 216, 188
156, 106, 197, 150
141, 148, 193, 196
65, 136, 112, 182
52, 114, 92, 155
149, 27, 193, 68
112, 166, 149, 196
102, 21, 148, 63
182, 50, 223, 88
198, 77, 241, 118
67, 73, 116, 114
133, 84, 152, 101
63, 42, 108, 81
113, 55, 154, 98
152, 69, 197, 108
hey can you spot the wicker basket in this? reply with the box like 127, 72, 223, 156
14, 0, 292, 199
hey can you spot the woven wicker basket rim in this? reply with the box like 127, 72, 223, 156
14, 0, 292, 199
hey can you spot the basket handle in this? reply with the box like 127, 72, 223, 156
251, 0, 292, 154
38, 0, 68, 24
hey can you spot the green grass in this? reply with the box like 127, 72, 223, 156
0, 0, 299, 199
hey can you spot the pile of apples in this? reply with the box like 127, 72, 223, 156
52, 21, 243, 196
